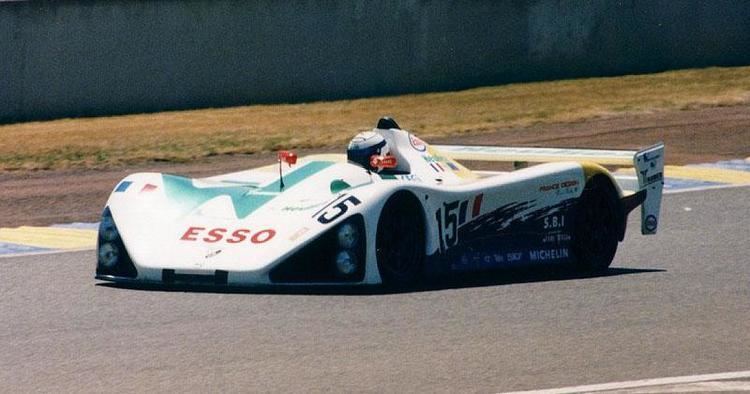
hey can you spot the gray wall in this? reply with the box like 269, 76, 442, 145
2, 0, 750, 123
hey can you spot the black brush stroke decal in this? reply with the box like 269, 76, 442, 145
434, 198, 578, 273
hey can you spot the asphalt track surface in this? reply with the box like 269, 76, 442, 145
1, 187, 748, 393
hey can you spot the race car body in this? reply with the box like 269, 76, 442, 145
96, 118, 664, 287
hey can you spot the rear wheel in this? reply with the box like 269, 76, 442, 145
572, 175, 621, 271
376, 192, 426, 286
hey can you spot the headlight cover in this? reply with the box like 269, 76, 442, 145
334, 250, 358, 276
96, 207, 138, 279
269, 215, 366, 283
336, 223, 358, 249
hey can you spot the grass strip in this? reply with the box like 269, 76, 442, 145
1, 66, 749, 170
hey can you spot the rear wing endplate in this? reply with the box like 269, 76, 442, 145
435, 143, 665, 234
633, 143, 665, 234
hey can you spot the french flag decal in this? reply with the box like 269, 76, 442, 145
472, 194, 483, 217
430, 162, 444, 172
115, 181, 132, 193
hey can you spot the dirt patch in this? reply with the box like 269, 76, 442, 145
1, 105, 748, 227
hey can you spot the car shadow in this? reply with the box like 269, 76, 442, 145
95, 265, 665, 296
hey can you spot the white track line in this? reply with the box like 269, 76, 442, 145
500, 370, 750, 394
664, 183, 750, 194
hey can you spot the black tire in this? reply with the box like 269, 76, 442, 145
572, 175, 621, 271
376, 191, 426, 286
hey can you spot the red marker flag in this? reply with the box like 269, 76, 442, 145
277, 150, 297, 166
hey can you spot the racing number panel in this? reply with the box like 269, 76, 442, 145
431, 196, 578, 273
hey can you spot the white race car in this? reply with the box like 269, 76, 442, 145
95, 117, 664, 287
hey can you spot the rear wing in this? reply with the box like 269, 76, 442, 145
433, 145, 637, 166
435, 143, 665, 234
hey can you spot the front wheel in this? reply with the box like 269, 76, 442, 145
572, 175, 621, 271
376, 192, 426, 286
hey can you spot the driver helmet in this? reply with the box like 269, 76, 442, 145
347, 131, 390, 171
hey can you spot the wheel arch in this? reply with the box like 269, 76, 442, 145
580, 170, 628, 242
580, 161, 624, 197
572, 172, 626, 271
374, 189, 430, 285
376, 189, 429, 250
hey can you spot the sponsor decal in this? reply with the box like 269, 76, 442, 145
282, 201, 326, 212
288, 227, 310, 241
646, 172, 663, 185
539, 179, 579, 195
421, 153, 449, 163
542, 233, 571, 244
409, 134, 427, 152
396, 174, 422, 182
529, 248, 569, 261
539, 184, 557, 192
451, 251, 526, 270
506, 252, 523, 262
205, 249, 222, 259
180, 227, 276, 244
643, 152, 661, 163
644, 214, 658, 233
543, 214, 566, 230
115, 181, 132, 193
454, 252, 504, 270
369, 154, 398, 169
313, 194, 362, 224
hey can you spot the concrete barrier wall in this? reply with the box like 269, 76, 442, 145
2, 0, 750, 123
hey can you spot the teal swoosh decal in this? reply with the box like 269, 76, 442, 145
257, 161, 334, 193
163, 161, 334, 219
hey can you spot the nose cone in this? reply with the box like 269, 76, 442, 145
125, 211, 306, 275
104, 159, 374, 283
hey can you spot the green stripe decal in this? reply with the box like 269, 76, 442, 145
257, 161, 334, 192
163, 161, 334, 219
